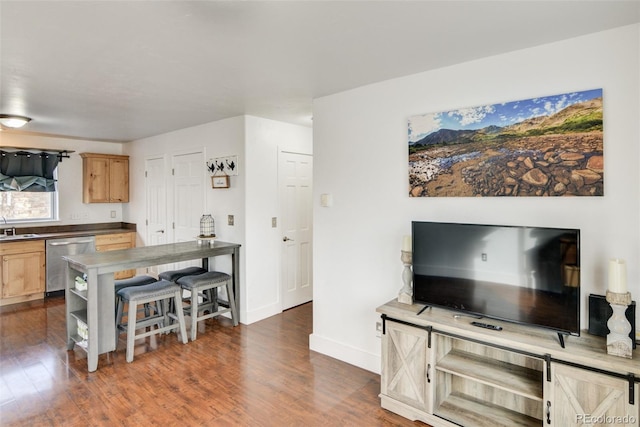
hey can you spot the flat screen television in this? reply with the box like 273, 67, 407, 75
412, 221, 580, 338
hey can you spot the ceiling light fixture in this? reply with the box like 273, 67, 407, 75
0, 114, 32, 128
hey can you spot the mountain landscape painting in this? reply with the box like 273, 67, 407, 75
408, 89, 603, 197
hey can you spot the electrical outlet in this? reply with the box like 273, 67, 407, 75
228, 215, 234, 226
482, 253, 487, 261
110, 210, 116, 218
376, 322, 383, 338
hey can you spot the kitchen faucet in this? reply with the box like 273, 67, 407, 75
1, 216, 15, 236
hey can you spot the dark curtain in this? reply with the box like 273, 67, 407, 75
0, 150, 59, 192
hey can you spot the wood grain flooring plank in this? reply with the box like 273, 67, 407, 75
0, 297, 425, 426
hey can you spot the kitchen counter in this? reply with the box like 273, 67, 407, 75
0, 222, 136, 242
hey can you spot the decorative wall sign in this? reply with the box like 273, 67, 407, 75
208, 155, 239, 176
211, 175, 230, 189
408, 89, 603, 197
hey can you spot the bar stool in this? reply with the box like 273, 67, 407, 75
114, 275, 158, 294
158, 266, 207, 283
115, 280, 188, 363
176, 271, 238, 341
158, 266, 208, 314
114, 275, 158, 317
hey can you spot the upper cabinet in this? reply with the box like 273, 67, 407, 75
80, 153, 129, 203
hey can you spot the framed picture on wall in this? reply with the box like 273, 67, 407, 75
211, 175, 230, 189
408, 88, 604, 197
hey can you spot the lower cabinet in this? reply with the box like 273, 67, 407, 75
0, 240, 45, 305
378, 303, 639, 427
381, 321, 432, 412
95, 232, 136, 279
548, 363, 639, 427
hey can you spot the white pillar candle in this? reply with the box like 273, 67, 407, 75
608, 258, 628, 294
402, 235, 412, 252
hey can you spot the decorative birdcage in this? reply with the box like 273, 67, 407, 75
199, 214, 215, 237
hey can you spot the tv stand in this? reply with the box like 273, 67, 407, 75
378, 299, 640, 427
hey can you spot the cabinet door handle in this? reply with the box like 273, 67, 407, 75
546, 401, 551, 424
427, 363, 431, 383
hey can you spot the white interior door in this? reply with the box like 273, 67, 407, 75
279, 151, 313, 310
145, 156, 167, 276
171, 151, 205, 269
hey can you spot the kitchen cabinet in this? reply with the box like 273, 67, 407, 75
95, 232, 136, 279
80, 153, 129, 203
0, 240, 45, 306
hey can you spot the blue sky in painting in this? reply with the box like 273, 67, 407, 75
408, 88, 602, 144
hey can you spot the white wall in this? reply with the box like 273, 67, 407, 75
311, 25, 640, 373
0, 133, 127, 225
244, 116, 313, 323
123, 116, 247, 317
123, 115, 312, 324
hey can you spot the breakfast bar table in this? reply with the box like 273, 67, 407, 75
63, 240, 241, 372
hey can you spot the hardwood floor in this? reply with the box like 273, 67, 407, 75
0, 297, 424, 426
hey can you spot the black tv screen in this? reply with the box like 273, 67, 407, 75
412, 221, 580, 336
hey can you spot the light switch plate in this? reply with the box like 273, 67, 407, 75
272, 217, 277, 228
228, 215, 234, 226
320, 193, 333, 207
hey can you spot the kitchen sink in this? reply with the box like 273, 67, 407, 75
0, 233, 41, 240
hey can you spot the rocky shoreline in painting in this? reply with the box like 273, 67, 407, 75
409, 96, 604, 197
410, 133, 603, 197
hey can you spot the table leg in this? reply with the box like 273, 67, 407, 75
232, 248, 240, 314
87, 269, 99, 372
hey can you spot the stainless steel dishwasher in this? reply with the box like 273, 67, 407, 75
46, 236, 96, 295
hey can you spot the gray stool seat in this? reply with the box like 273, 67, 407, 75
114, 275, 158, 293
177, 271, 231, 289
115, 279, 188, 362
114, 275, 158, 317
176, 271, 238, 341
158, 266, 207, 282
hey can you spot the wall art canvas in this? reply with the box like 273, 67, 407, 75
408, 89, 603, 197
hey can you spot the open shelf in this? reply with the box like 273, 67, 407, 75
436, 392, 541, 427
436, 349, 543, 400
70, 309, 87, 324
69, 287, 87, 301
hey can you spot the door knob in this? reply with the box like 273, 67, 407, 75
283, 236, 294, 242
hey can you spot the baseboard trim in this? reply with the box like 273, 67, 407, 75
309, 333, 381, 374
243, 302, 281, 325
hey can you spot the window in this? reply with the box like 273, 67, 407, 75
0, 149, 61, 222
0, 191, 58, 222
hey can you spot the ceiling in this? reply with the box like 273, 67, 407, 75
1, 1, 639, 143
